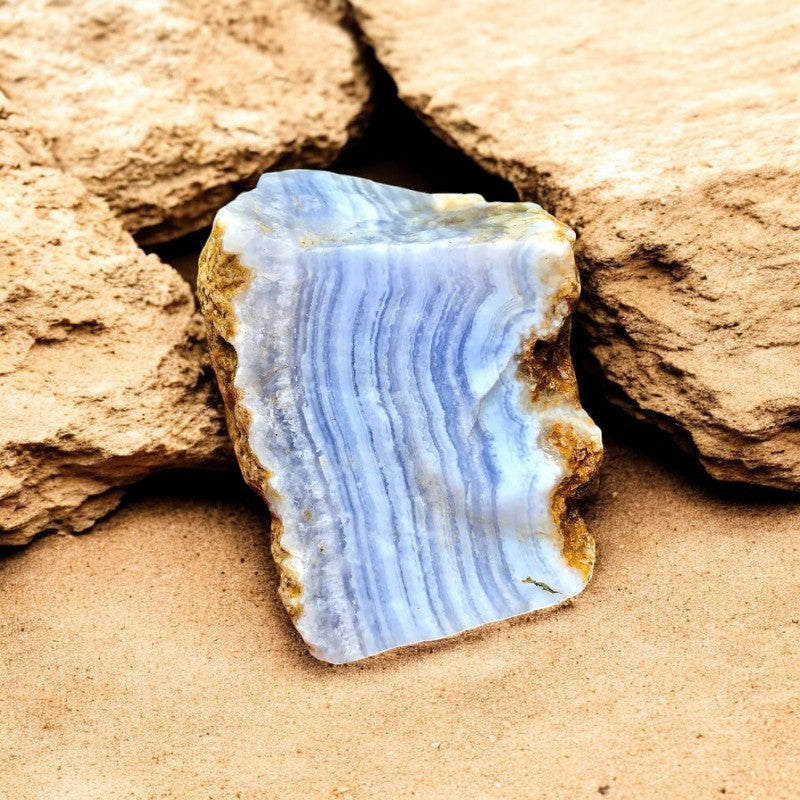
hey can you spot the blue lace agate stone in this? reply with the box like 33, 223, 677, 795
198, 170, 602, 664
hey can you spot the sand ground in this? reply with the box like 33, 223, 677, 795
2, 434, 799, 800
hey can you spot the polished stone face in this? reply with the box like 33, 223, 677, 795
200, 170, 602, 664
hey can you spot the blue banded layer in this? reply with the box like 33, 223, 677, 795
204, 170, 602, 664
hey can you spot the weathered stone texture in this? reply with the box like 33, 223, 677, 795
0, 0, 370, 243
0, 96, 229, 546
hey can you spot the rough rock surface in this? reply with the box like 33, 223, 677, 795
350, 0, 800, 489
0, 0, 370, 244
0, 95, 229, 546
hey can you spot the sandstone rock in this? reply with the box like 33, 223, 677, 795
0, 95, 229, 546
350, 0, 800, 489
0, 0, 370, 244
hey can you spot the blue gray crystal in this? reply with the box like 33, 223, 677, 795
199, 170, 602, 663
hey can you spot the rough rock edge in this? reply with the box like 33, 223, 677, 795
519, 290, 603, 582
122, 1, 375, 245
198, 219, 602, 638
574, 252, 800, 491
0, 490, 126, 550
0, 316, 232, 549
134, 99, 373, 246
0, 2, 373, 246
197, 224, 303, 621
0, 93, 232, 547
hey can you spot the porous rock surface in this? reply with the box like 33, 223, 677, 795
350, 0, 800, 489
0, 0, 370, 243
0, 95, 229, 546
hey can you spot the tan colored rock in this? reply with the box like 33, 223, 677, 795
0, 0, 370, 244
0, 95, 229, 546
350, 0, 800, 489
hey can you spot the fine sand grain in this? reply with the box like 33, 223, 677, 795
2, 437, 799, 799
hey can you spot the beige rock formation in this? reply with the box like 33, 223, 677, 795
0, 95, 229, 546
0, 0, 370, 244
350, 0, 800, 489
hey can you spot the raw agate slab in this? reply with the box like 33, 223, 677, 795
198, 170, 602, 664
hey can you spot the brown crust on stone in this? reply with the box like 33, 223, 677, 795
518, 318, 579, 405
544, 422, 603, 580
517, 295, 603, 581
197, 223, 303, 621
